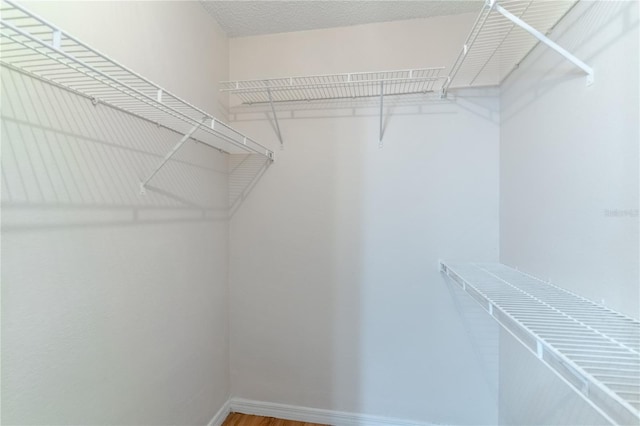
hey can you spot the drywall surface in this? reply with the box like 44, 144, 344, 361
228, 13, 477, 83
500, 1, 639, 321
228, 14, 502, 424
499, 2, 639, 425
1, 1, 230, 424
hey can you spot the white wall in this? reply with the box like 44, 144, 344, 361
228, 13, 475, 83
499, 1, 639, 424
1, 2, 231, 424
228, 14, 502, 425
4, 2, 633, 425
500, 0, 639, 319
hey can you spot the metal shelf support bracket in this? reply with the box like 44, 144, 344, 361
266, 86, 284, 149
379, 80, 384, 148
491, 0, 594, 86
140, 117, 207, 194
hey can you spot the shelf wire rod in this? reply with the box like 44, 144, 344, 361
314, 77, 334, 99
325, 76, 334, 99
239, 91, 255, 104
441, 265, 617, 424
542, 335, 627, 343
332, 77, 340, 99
297, 76, 309, 100
330, 78, 339, 98
1, 61, 227, 156
339, 75, 348, 99
223, 75, 443, 95
553, 344, 637, 354
443, 4, 493, 92
516, 271, 640, 328
304, 76, 316, 100
492, 1, 593, 85
139, 117, 207, 194
442, 263, 639, 424
1, 26, 201, 123
441, 0, 581, 89
290, 85, 302, 102
582, 361, 640, 368
201, 124, 261, 156
334, 78, 342, 99
475, 265, 638, 357
1, 0, 274, 160
401, 71, 408, 95
329, 76, 340, 99
468, 0, 533, 86
6, 31, 270, 156
2, 1, 204, 118
524, 322, 630, 332
319, 78, 328, 99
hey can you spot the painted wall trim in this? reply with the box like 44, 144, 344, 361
227, 398, 436, 426
207, 399, 232, 426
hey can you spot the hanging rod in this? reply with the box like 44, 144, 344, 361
443, 0, 591, 92
0, 0, 274, 189
440, 261, 640, 426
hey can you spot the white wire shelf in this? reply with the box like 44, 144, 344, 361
0, 0, 274, 184
445, 0, 583, 90
221, 68, 446, 146
440, 262, 640, 425
221, 68, 446, 105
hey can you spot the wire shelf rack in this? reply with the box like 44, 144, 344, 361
445, 0, 579, 90
0, 0, 274, 163
221, 68, 446, 105
440, 262, 640, 425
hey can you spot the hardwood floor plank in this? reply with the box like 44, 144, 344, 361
221, 413, 327, 426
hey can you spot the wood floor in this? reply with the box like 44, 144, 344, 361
221, 413, 327, 426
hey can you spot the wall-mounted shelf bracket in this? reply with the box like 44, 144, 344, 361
440, 79, 450, 99
379, 81, 384, 147
443, 0, 589, 93
489, 0, 594, 86
266, 86, 284, 149
139, 117, 207, 194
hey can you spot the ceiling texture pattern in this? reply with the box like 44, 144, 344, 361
201, 1, 483, 38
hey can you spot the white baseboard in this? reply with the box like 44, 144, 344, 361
227, 398, 435, 426
207, 398, 231, 426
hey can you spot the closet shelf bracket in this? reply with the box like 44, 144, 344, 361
443, 0, 590, 92
139, 117, 207, 194
379, 81, 384, 147
489, 0, 594, 86
266, 86, 284, 149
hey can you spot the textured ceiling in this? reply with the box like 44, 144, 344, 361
201, 1, 483, 38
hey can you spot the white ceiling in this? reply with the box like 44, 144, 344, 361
201, 1, 483, 38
